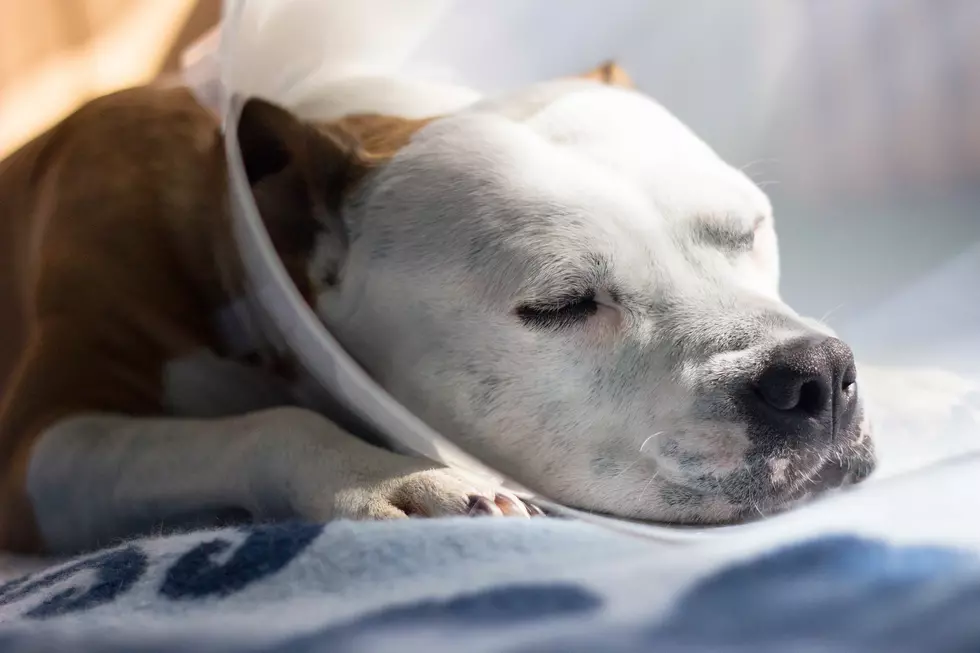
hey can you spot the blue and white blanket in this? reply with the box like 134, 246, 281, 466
1, 452, 980, 653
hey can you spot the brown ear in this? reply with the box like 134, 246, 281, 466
236, 100, 433, 299
237, 98, 372, 208
579, 61, 635, 89
328, 114, 434, 161
237, 98, 368, 298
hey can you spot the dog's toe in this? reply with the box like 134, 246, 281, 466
464, 492, 531, 518
525, 502, 546, 517
398, 469, 541, 519
467, 495, 502, 516
495, 492, 537, 517
334, 468, 546, 521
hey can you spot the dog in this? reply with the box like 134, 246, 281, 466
0, 61, 875, 555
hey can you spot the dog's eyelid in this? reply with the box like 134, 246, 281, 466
520, 274, 596, 302
521, 274, 622, 307
519, 287, 594, 310
515, 288, 599, 329
517, 254, 612, 313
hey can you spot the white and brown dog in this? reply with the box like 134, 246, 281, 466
0, 62, 875, 555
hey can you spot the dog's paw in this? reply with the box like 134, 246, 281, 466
333, 467, 545, 521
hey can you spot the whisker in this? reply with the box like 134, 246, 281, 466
738, 158, 780, 174
636, 470, 660, 508
818, 303, 846, 324
611, 458, 640, 480
639, 431, 664, 453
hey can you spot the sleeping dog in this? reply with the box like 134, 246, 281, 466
0, 63, 875, 554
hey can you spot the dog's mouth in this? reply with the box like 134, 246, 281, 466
635, 427, 877, 526
570, 438, 876, 528
726, 441, 877, 522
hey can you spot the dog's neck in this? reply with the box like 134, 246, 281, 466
195, 297, 390, 449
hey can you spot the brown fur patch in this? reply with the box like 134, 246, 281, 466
325, 114, 434, 162
579, 61, 636, 89
0, 86, 229, 552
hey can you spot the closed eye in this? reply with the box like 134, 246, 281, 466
516, 291, 599, 329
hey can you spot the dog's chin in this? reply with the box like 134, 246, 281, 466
561, 420, 876, 526
727, 446, 877, 523
640, 435, 877, 527
571, 448, 874, 528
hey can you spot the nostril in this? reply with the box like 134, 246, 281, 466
753, 368, 801, 411
797, 378, 829, 416
754, 373, 829, 416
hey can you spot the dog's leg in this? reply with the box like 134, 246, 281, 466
0, 320, 534, 555
27, 406, 535, 555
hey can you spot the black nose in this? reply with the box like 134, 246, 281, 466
749, 336, 858, 441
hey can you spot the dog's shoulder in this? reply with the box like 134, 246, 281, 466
12, 85, 228, 311
0, 84, 236, 439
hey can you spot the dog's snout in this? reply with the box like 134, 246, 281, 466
755, 337, 855, 414
748, 336, 858, 441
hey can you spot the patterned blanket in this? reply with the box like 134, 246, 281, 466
1, 452, 979, 653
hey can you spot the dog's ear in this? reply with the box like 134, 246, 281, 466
579, 61, 635, 89
237, 98, 362, 298
327, 113, 434, 161
236, 99, 373, 299
237, 99, 432, 299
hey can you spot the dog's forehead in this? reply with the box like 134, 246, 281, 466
397, 84, 771, 232
525, 88, 770, 220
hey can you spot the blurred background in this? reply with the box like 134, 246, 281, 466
0, 0, 219, 159
2, 0, 978, 372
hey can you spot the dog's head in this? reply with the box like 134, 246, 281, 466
236, 65, 875, 524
